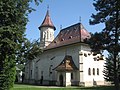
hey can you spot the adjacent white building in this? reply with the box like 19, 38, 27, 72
24, 9, 106, 86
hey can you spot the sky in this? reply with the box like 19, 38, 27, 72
26, 0, 104, 41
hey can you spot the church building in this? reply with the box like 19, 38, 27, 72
24, 9, 106, 86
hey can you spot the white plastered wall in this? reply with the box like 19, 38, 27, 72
80, 44, 105, 86
34, 43, 81, 85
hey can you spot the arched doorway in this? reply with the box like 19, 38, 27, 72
59, 74, 63, 86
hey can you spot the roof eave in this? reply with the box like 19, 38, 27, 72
39, 25, 56, 30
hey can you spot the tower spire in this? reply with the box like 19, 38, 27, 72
39, 7, 56, 49
39, 6, 56, 30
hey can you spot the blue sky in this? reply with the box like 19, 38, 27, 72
26, 0, 104, 41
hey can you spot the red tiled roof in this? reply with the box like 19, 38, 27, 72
45, 23, 91, 50
53, 55, 78, 71
39, 10, 56, 30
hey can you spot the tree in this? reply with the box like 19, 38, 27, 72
0, 0, 42, 90
103, 53, 120, 83
89, 0, 120, 90
25, 39, 42, 60
16, 39, 42, 67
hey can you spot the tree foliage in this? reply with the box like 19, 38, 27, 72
16, 39, 42, 65
89, 0, 120, 53
103, 53, 120, 83
0, 0, 42, 90
25, 40, 42, 60
88, 0, 120, 90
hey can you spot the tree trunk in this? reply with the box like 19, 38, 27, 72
114, 1, 119, 89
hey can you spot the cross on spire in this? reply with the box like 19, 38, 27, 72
39, 5, 56, 30
47, 5, 49, 10
79, 16, 81, 23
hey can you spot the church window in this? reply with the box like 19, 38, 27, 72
97, 56, 99, 61
93, 68, 95, 75
93, 52, 97, 56
71, 73, 73, 80
61, 38, 64, 41
93, 57, 97, 61
49, 65, 53, 75
88, 53, 91, 56
97, 68, 99, 75
30, 70, 32, 77
54, 40, 57, 43
47, 31, 49, 39
84, 53, 87, 57
69, 36, 72, 39
88, 68, 91, 75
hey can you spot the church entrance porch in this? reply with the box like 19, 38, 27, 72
53, 55, 79, 86
57, 72, 71, 86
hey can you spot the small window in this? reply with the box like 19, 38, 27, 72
97, 59, 99, 61
84, 53, 87, 57
49, 65, 53, 75
93, 68, 95, 75
30, 70, 32, 77
88, 68, 91, 75
88, 53, 91, 56
93, 57, 97, 61
97, 68, 99, 75
47, 31, 49, 39
61, 38, 64, 41
54, 40, 57, 43
71, 73, 73, 80
69, 36, 72, 39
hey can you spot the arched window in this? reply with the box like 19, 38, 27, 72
47, 31, 49, 39
30, 70, 32, 77
71, 73, 73, 80
88, 68, 91, 75
93, 68, 95, 75
97, 68, 99, 75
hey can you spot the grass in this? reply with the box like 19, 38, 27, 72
10, 84, 114, 90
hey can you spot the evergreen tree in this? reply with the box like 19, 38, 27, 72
0, 0, 42, 89
89, 0, 120, 90
25, 39, 42, 60
103, 53, 120, 83
16, 39, 42, 65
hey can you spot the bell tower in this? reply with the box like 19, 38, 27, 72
39, 8, 56, 49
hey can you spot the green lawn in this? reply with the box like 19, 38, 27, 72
11, 84, 114, 90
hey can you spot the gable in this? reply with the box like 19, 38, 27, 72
53, 55, 78, 71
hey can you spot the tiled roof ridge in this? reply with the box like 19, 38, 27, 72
60, 23, 81, 31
